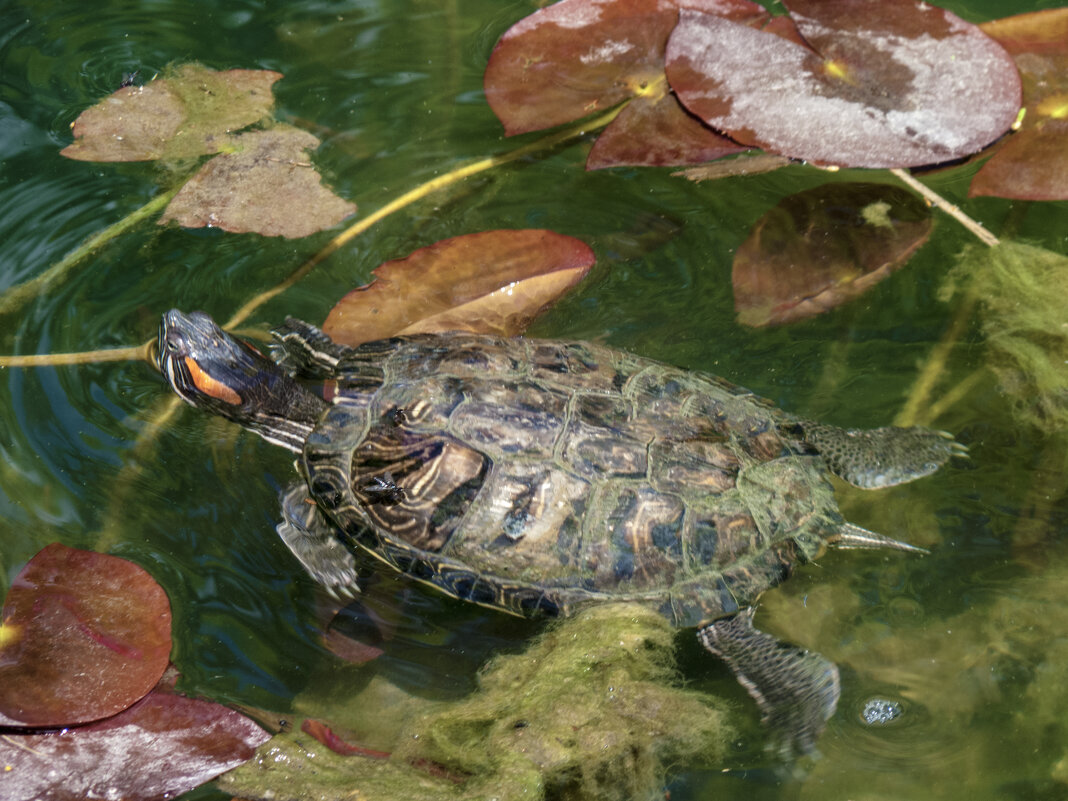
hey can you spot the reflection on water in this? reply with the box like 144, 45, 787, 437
0, 0, 1066, 798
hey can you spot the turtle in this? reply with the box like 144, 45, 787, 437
156, 309, 964, 759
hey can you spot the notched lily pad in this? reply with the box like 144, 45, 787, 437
323, 230, 595, 345
0, 543, 172, 728
158, 126, 357, 237
666, 0, 1021, 168
732, 183, 932, 327
484, 0, 758, 169
971, 9, 1068, 200
61, 64, 282, 162
0, 690, 270, 801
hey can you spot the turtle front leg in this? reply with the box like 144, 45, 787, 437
277, 483, 360, 597
698, 608, 840, 761
793, 420, 967, 489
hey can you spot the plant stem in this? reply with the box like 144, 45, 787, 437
0, 343, 150, 368
889, 168, 999, 248
889, 168, 999, 426
0, 187, 180, 318
224, 106, 624, 329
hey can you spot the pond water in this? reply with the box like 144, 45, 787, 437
1, 0, 1066, 799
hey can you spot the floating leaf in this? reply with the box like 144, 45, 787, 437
732, 183, 932, 327
0, 543, 171, 728
323, 230, 595, 345
971, 9, 1068, 200
586, 88, 748, 169
61, 64, 281, 162
666, 1, 1021, 168
158, 126, 357, 237
0, 690, 269, 801
484, 0, 758, 169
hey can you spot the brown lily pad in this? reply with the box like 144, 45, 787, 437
0, 690, 270, 801
587, 87, 748, 169
0, 543, 172, 728
158, 126, 357, 237
666, 1, 1021, 168
732, 182, 932, 327
971, 9, 1068, 200
61, 64, 282, 162
484, 0, 759, 169
323, 230, 595, 345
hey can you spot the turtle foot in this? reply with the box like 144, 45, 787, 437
699, 608, 840, 761
277, 484, 361, 593
801, 422, 967, 489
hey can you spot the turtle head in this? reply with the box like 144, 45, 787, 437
157, 310, 325, 452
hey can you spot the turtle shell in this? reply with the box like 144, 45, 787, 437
301, 332, 843, 628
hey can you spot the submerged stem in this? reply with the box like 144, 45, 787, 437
224, 105, 625, 329
0, 343, 151, 368
889, 168, 998, 426
894, 288, 979, 428
889, 168, 999, 248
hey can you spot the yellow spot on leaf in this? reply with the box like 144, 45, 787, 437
1037, 93, 1068, 120
823, 59, 855, 85
0, 623, 21, 651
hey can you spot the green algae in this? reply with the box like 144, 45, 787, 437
218, 603, 735, 801
940, 242, 1068, 438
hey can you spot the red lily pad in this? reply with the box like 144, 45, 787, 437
0, 543, 172, 728
158, 126, 357, 237
0, 690, 269, 801
732, 182, 932, 327
484, 0, 760, 169
61, 64, 281, 162
971, 9, 1068, 200
323, 230, 595, 346
587, 88, 748, 169
666, 0, 1021, 168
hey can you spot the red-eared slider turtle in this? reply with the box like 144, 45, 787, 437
157, 309, 964, 759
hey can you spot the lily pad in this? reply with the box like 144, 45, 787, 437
971, 9, 1068, 200
732, 183, 932, 327
0, 543, 172, 728
158, 126, 357, 237
0, 690, 270, 801
484, 0, 759, 169
666, 1, 1021, 168
61, 64, 282, 162
323, 230, 595, 346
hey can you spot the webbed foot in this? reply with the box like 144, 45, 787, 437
798, 422, 967, 489
277, 483, 360, 595
699, 608, 840, 761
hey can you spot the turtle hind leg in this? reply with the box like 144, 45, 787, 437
795, 421, 968, 489
699, 608, 840, 761
277, 483, 360, 598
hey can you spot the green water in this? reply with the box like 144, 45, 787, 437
1, 0, 1066, 799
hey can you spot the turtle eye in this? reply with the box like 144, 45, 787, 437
164, 332, 184, 354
